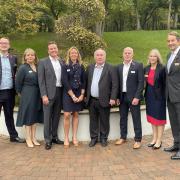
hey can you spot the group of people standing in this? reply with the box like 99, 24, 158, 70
0, 31, 180, 160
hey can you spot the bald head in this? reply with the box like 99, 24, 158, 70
123, 47, 134, 63
94, 48, 106, 65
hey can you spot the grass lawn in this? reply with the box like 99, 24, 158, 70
10, 30, 180, 65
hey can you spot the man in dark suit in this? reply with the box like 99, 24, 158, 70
115, 47, 144, 149
86, 48, 118, 147
38, 41, 64, 150
164, 31, 180, 160
0, 37, 24, 143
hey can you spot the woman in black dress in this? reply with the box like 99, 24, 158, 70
16, 48, 43, 148
62, 47, 85, 147
144, 49, 166, 149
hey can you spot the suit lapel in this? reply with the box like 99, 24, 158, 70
89, 64, 95, 86
169, 49, 180, 74
99, 63, 107, 83
8, 55, 15, 76
119, 64, 123, 87
47, 58, 56, 79
127, 61, 135, 79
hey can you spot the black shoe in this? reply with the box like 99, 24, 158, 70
52, 138, 64, 145
89, 139, 97, 147
152, 142, 162, 150
147, 143, 155, 147
101, 139, 108, 147
45, 143, 52, 150
164, 145, 179, 152
171, 151, 180, 160
10, 137, 25, 143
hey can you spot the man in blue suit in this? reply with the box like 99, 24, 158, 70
0, 37, 24, 143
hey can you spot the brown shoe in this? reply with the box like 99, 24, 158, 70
133, 142, 141, 149
115, 139, 126, 145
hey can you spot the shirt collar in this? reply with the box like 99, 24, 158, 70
95, 63, 104, 68
49, 55, 59, 61
123, 60, 132, 66
0, 53, 9, 58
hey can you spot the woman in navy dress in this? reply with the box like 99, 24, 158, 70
62, 47, 85, 147
144, 49, 166, 149
16, 48, 43, 148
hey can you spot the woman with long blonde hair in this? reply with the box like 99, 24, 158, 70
62, 47, 85, 148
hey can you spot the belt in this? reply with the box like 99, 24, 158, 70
91, 96, 99, 100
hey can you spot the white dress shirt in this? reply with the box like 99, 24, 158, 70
167, 46, 180, 73
122, 61, 132, 92
49, 56, 62, 87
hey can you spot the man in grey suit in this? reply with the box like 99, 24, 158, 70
38, 41, 63, 150
86, 49, 118, 147
115, 47, 144, 149
164, 31, 180, 160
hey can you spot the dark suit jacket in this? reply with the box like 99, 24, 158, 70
117, 60, 144, 102
38, 57, 63, 100
0, 54, 17, 89
166, 49, 180, 102
85, 62, 118, 108
144, 64, 166, 100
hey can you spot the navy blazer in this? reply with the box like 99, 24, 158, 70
117, 60, 144, 102
0, 54, 17, 89
144, 63, 166, 100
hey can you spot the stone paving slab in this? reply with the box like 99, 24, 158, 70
0, 129, 180, 180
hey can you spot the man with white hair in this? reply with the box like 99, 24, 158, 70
85, 48, 118, 147
115, 47, 144, 149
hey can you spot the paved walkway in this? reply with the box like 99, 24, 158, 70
0, 129, 180, 180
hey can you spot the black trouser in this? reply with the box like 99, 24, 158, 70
89, 97, 110, 141
43, 87, 62, 143
119, 93, 142, 142
0, 89, 18, 138
167, 99, 180, 149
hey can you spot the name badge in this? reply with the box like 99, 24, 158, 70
175, 63, 180, 66
67, 69, 70, 72
144, 74, 148, 77
29, 70, 33, 73
131, 71, 135, 73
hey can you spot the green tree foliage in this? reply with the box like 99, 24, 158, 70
0, 0, 43, 35
55, 0, 106, 60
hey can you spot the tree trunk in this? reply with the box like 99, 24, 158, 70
135, 7, 141, 30
167, 0, 172, 30
94, 22, 103, 36
173, 12, 178, 29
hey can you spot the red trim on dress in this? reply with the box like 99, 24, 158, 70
147, 115, 166, 126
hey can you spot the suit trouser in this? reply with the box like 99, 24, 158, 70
167, 99, 180, 148
43, 87, 62, 143
0, 89, 18, 138
89, 98, 110, 140
119, 93, 142, 142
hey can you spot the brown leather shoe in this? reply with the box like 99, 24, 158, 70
115, 139, 126, 145
133, 142, 141, 149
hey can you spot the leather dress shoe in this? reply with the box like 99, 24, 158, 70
101, 139, 108, 147
133, 142, 141, 149
89, 139, 97, 147
45, 143, 52, 150
171, 151, 180, 160
164, 145, 179, 152
115, 139, 126, 145
52, 138, 64, 145
10, 137, 25, 143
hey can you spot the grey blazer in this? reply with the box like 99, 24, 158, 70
38, 57, 63, 100
166, 49, 180, 103
85, 62, 118, 108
